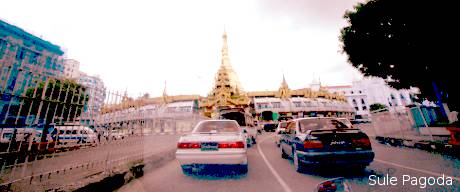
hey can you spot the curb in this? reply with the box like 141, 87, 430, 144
70, 148, 177, 192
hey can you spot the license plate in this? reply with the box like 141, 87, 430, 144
330, 140, 347, 146
201, 142, 218, 151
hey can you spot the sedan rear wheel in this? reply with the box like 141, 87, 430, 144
281, 146, 288, 159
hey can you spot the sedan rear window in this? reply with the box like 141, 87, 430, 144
299, 118, 348, 132
194, 121, 239, 133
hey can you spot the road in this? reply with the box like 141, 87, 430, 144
120, 133, 460, 192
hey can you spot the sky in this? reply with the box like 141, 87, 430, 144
1, 0, 364, 98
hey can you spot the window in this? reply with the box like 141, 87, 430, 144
16, 47, 26, 61
352, 99, 357, 104
361, 98, 366, 105
194, 121, 239, 133
29, 52, 40, 64
287, 121, 296, 134
272, 102, 281, 108
298, 118, 348, 132
355, 106, 359, 111
0, 39, 7, 59
359, 90, 362, 93
293, 101, 302, 107
363, 106, 367, 110
351, 91, 354, 94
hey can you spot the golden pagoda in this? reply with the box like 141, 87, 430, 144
200, 31, 250, 118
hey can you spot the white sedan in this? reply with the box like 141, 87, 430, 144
176, 120, 248, 174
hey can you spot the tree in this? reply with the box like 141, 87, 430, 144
340, 0, 459, 113
22, 78, 89, 125
370, 103, 387, 112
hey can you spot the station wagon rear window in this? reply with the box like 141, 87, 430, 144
299, 118, 349, 132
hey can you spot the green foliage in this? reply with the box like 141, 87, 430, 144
21, 78, 89, 124
340, 0, 458, 111
370, 103, 387, 111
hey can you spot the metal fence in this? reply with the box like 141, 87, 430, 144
0, 66, 206, 191
369, 107, 451, 145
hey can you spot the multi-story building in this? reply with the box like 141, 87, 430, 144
63, 59, 80, 79
77, 73, 106, 121
323, 77, 418, 116
1, 19, 65, 123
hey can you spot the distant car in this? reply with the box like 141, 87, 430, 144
336, 118, 354, 128
279, 117, 374, 172
275, 121, 288, 147
176, 120, 248, 174
350, 115, 371, 124
109, 130, 126, 140
263, 123, 277, 132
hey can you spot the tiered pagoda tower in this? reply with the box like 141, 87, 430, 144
200, 31, 250, 118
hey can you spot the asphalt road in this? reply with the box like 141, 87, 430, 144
119, 133, 460, 192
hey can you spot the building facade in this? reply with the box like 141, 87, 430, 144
1, 19, 65, 123
63, 59, 80, 79
77, 73, 106, 121
323, 77, 418, 116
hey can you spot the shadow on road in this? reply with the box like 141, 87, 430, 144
182, 165, 248, 180
297, 164, 388, 180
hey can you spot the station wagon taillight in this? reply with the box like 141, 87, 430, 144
218, 141, 244, 148
177, 142, 201, 149
352, 138, 371, 147
303, 140, 324, 149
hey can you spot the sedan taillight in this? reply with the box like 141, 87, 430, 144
177, 142, 201, 149
352, 138, 371, 147
218, 141, 245, 148
304, 140, 324, 149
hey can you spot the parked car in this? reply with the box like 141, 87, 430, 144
275, 121, 289, 147
176, 120, 248, 174
350, 115, 371, 124
108, 129, 127, 140
263, 123, 277, 132
279, 117, 374, 172
336, 118, 354, 128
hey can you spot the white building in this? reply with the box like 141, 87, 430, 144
322, 77, 418, 116
77, 73, 106, 118
63, 59, 80, 79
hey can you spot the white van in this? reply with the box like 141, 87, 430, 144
0, 128, 37, 144
52, 125, 97, 145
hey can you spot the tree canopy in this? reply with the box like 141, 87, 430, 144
340, 0, 459, 111
22, 78, 89, 125
370, 103, 388, 112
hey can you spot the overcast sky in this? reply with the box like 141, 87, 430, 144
1, 0, 364, 97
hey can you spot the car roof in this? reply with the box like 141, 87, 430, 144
292, 117, 336, 122
200, 119, 238, 122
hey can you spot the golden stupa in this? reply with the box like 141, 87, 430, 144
200, 31, 250, 117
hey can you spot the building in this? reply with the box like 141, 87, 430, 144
76, 72, 106, 122
322, 84, 369, 116
63, 59, 80, 79
247, 76, 353, 120
1, 19, 65, 123
323, 77, 418, 116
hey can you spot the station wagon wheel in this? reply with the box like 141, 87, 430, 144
292, 148, 303, 173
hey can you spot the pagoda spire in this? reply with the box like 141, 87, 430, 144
221, 29, 230, 68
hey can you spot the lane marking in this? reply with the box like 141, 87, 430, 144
374, 159, 460, 182
257, 135, 293, 192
